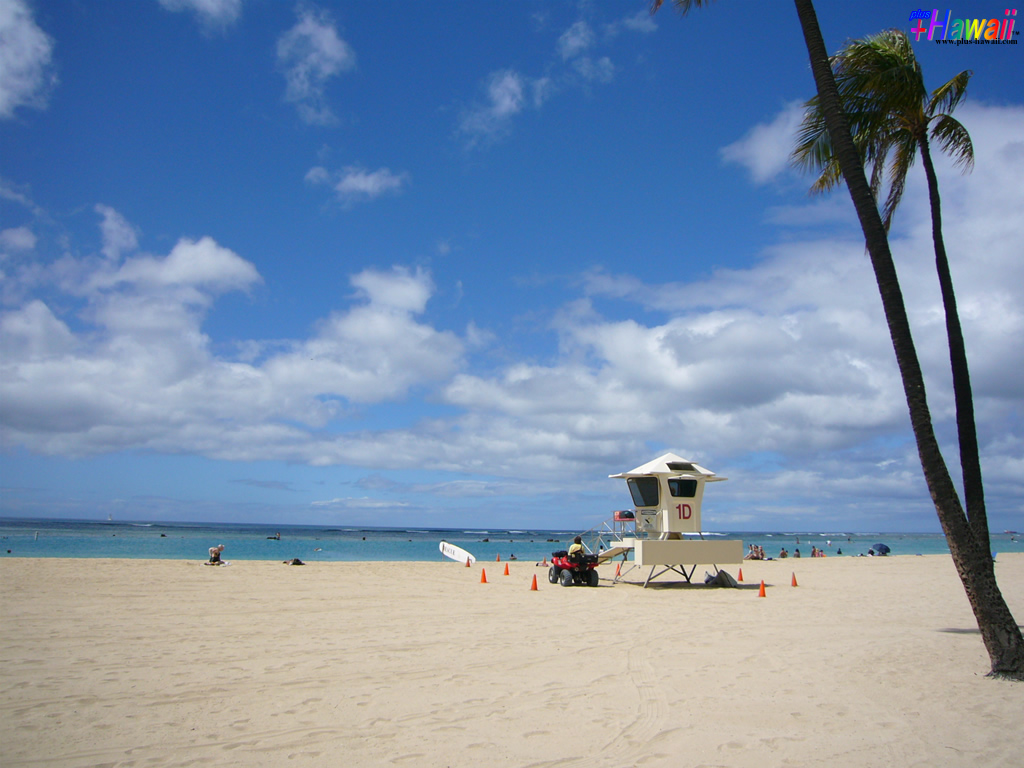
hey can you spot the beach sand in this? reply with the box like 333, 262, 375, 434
1, 553, 1022, 768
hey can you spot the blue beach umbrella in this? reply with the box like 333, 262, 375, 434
872, 543, 891, 555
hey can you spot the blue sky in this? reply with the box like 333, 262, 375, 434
1, 0, 1022, 533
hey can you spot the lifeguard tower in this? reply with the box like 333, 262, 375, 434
598, 452, 742, 586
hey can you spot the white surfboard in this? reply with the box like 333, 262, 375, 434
439, 540, 476, 565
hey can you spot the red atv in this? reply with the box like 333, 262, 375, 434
548, 550, 600, 587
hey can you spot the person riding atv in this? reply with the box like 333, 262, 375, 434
548, 536, 600, 587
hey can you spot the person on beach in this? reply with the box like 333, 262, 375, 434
779, 548, 788, 559
793, 548, 801, 558
568, 536, 584, 562
208, 544, 225, 565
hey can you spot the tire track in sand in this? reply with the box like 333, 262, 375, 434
526, 642, 671, 768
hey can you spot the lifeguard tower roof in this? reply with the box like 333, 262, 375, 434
609, 452, 725, 482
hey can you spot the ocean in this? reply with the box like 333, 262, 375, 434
1, 517, 1019, 563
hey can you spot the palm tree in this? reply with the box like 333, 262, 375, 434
652, 0, 1024, 677
792, 30, 988, 548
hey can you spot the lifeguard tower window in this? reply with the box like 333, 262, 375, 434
668, 478, 698, 498
627, 477, 660, 507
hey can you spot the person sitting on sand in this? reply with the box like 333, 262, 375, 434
779, 548, 788, 559
208, 544, 225, 565
745, 545, 766, 561
793, 548, 801, 558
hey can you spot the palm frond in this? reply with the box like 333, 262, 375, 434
791, 99, 827, 163
791, 95, 851, 194
930, 114, 975, 172
833, 31, 927, 126
881, 133, 916, 231
810, 159, 844, 194
928, 70, 972, 116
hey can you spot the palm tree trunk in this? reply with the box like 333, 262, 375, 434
917, 137, 989, 542
792, 0, 1024, 678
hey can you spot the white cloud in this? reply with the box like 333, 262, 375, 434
0, 239, 462, 459
304, 165, 330, 185
559, 20, 614, 83
0, 0, 56, 119
558, 20, 594, 60
86, 236, 261, 298
720, 100, 806, 184
311, 497, 409, 509
0, 225, 35, 252
158, 0, 242, 29
277, 5, 356, 125
444, 238, 904, 471
459, 16, 624, 146
306, 165, 409, 206
0, 176, 42, 215
459, 69, 531, 143
350, 265, 432, 313
0, 299, 76, 360
485, 70, 526, 118
334, 167, 407, 204
621, 11, 657, 34
572, 55, 614, 83
262, 267, 462, 405
531, 76, 554, 107
95, 204, 138, 261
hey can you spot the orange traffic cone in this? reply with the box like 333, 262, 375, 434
496, 554, 501, 562
530, 574, 538, 591
504, 563, 510, 576
542, 557, 547, 565
480, 569, 487, 584
758, 580, 766, 598
791, 572, 798, 587
615, 562, 621, 577
465, 557, 471, 568
738, 567, 744, 582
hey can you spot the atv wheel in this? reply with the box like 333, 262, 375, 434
548, 566, 560, 584
559, 569, 574, 587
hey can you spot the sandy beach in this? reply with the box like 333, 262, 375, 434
2, 553, 1022, 768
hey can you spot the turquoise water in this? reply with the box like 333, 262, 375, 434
2, 517, 1019, 562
